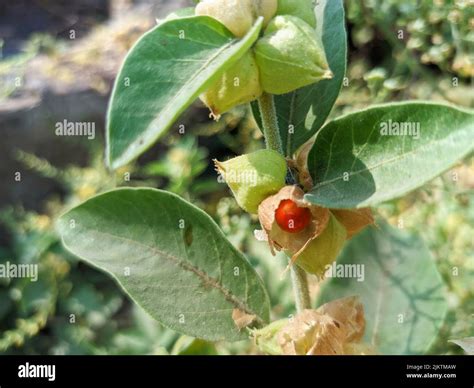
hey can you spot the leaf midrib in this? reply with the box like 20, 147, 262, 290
151, 40, 234, 123
312, 122, 471, 190
73, 226, 264, 324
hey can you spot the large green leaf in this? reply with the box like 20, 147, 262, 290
306, 102, 474, 208
317, 224, 448, 355
58, 188, 270, 342
252, 0, 347, 156
107, 16, 263, 169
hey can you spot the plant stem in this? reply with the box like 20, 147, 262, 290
290, 265, 311, 312
257, 92, 283, 154
257, 92, 311, 312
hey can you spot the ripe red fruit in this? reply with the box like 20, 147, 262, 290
275, 199, 312, 233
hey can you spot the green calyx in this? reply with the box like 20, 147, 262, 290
195, 1, 331, 114
276, 0, 316, 27
199, 52, 263, 119
195, 0, 277, 38
293, 214, 347, 276
255, 15, 332, 95
215, 149, 287, 214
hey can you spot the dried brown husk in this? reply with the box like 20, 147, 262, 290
278, 311, 346, 355
232, 308, 257, 330
257, 185, 330, 262
331, 208, 375, 239
316, 296, 365, 343
277, 296, 367, 355
293, 139, 315, 190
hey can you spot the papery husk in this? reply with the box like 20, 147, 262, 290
292, 139, 315, 190
278, 296, 367, 355
316, 296, 365, 343
232, 308, 257, 330
343, 343, 377, 355
293, 214, 346, 276
331, 208, 375, 239
258, 185, 330, 258
278, 311, 347, 355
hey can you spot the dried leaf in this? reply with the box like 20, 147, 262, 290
232, 308, 257, 330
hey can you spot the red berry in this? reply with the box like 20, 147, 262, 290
275, 199, 312, 233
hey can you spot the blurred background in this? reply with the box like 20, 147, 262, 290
0, 0, 472, 355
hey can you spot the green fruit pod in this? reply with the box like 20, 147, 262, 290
199, 52, 263, 118
195, 0, 255, 38
293, 214, 346, 276
254, 15, 332, 95
276, 0, 316, 27
215, 149, 287, 214
195, 0, 277, 38
252, 0, 278, 26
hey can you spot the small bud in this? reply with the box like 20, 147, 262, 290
255, 15, 332, 95
294, 214, 346, 276
276, 0, 316, 27
200, 52, 262, 118
215, 150, 287, 214
195, 0, 277, 38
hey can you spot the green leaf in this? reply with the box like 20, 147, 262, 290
58, 188, 270, 342
449, 338, 474, 355
252, 0, 347, 156
317, 223, 448, 355
306, 102, 474, 209
107, 16, 263, 169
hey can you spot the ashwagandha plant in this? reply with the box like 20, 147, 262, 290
57, 0, 474, 355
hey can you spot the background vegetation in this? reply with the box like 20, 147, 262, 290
0, 0, 472, 355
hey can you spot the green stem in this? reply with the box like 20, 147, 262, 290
257, 92, 283, 154
257, 92, 311, 312
290, 265, 312, 312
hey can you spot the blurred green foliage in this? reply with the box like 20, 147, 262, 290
336, 0, 473, 113
347, 0, 473, 77
377, 159, 474, 354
